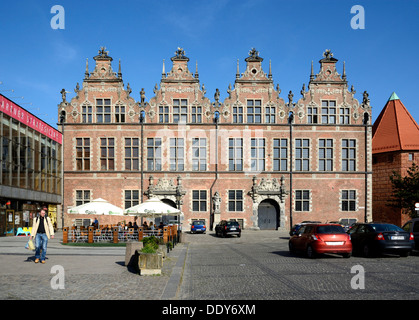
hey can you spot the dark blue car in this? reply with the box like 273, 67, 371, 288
191, 220, 206, 234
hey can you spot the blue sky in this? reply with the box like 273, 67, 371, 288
0, 0, 418, 128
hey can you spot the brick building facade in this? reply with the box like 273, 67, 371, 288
59, 47, 372, 230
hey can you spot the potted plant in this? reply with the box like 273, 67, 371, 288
136, 236, 163, 275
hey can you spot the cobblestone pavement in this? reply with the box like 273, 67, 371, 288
0, 232, 186, 300
178, 230, 419, 300
1, 230, 418, 301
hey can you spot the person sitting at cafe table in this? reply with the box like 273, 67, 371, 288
143, 221, 148, 229
93, 218, 99, 229
158, 221, 164, 229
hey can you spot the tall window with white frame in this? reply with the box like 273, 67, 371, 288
251, 138, 265, 172
100, 138, 115, 170
147, 138, 162, 171
228, 190, 243, 212
229, 138, 243, 171
125, 190, 139, 209
342, 139, 356, 171
76, 190, 90, 206
319, 139, 333, 171
76, 138, 90, 171
170, 138, 184, 171
295, 139, 310, 171
192, 138, 206, 171
192, 190, 207, 212
295, 190, 310, 212
341, 190, 356, 211
124, 138, 139, 170
273, 138, 288, 171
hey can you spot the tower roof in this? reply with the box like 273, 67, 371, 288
372, 92, 419, 153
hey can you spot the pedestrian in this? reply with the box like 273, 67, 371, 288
30, 209, 54, 264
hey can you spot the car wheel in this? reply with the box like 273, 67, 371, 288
289, 242, 296, 254
400, 251, 410, 257
306, 245, 316, 259
237, 233, 241, 238
342, 252, 351, 258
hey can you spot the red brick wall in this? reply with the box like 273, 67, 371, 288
372, 151, 419, 226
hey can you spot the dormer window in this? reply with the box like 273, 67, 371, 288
159, 106, 169, 123
247, 100, 262, 123
115, 105, 125, 123
96, 99, 111, 123
191, 106, 202, 123
321, 100, 336, 124
173, 99, 187, 123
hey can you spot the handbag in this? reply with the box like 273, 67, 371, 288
25, 239, 35, 251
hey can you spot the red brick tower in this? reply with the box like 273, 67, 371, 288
372, 92, 419, 225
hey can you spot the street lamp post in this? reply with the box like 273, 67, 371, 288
139, 110, 145, 204
59, 110, 66, 230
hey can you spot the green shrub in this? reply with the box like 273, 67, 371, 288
141, 236, 161, 253
141, 244, 157, 254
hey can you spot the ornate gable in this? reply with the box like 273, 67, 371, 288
295, 49, 371, 125
147, 48, 212, 123
58, 47, 139, 124
221, 48, 286, 123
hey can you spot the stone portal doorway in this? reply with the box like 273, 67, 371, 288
257, 199, 280, 230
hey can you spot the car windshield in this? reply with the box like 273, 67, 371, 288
316, 225, 346, 234
226, 222, 239, 226
370, 224, 404, 232
193, 221, 205, 225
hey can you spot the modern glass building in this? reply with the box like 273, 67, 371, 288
0, 93, 62, 236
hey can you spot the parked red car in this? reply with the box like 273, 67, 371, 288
289, 224, 352, 258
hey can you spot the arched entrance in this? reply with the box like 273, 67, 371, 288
257, 199, 280, 230
161, 199, 177, 208
159, 198, 179, 225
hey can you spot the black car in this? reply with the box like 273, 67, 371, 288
349, 222, 414, 257
215, 220, 241, 237
402, 218, 419, 251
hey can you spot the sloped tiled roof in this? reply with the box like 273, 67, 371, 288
372, 92, 419, 154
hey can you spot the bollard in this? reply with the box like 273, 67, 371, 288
173, 225, 178, 246
88, 226, 94, 243
63, 227, 68, 244
113, 227, 119, 244
163, 226, 169, 244
138, 226, 143, 241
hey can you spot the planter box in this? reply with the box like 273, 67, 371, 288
136, 251, 163, 275
158, 244, 167, 259
125, 242, 143, 266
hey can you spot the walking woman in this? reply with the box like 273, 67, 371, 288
30, 209, 55, 264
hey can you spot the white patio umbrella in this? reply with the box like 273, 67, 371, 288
68, 198, 124, 215
124, 197, 181, 217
